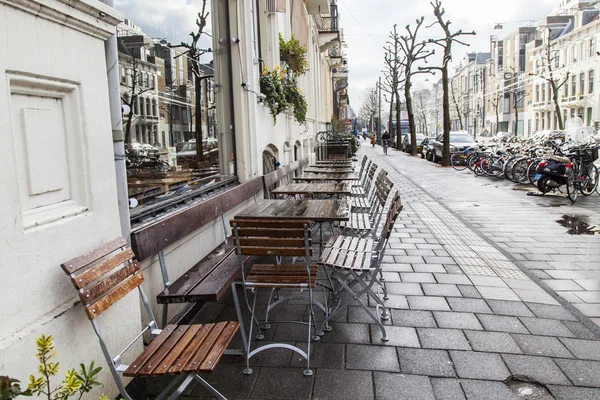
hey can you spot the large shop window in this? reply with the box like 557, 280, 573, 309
115, 0, 236, 227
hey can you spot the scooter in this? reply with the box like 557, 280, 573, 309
535, 140, 577, 201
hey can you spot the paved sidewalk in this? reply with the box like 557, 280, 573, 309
374, 146, 600, 327
157, 146, 600, 399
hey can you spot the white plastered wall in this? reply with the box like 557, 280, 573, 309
0, 1, 139, 397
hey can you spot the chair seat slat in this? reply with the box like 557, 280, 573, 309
123, 324, 178, 376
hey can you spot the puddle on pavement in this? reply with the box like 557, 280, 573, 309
506, 379, 554, 399
556, 214, 600, 235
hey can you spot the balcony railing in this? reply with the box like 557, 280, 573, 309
320, 16, 339, 32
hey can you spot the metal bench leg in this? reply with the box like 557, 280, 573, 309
193, 374, 227, 400
158, 251, 170, 328
155, 374, 186, 400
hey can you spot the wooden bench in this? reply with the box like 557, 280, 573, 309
60, 237, 238, 400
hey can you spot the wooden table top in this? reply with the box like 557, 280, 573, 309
315, 160, 353, 165
234, 199, 351, 222
303, 167, 355, 174
293, 173, 358, 182
271, 183, 351, 196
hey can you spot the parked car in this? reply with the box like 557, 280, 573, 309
420, 137, 435, 160
176, 138, 219, 167
402, 134, 425, 153
431, 131, 477, 163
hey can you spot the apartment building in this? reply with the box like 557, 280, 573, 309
528, 2, 599, 131
450, 52, 490, 137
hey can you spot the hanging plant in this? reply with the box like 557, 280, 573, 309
279, 34, 309, 76
283, 75, 308, 125
260, 66, 307, 126
260, 66, 288, 123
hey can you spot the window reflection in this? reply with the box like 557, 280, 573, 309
115, 1, 231, 221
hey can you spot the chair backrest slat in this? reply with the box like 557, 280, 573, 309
60, 237, 143, 320
85, 272, 145, 319
71, 247, 135, 289
61, 237, 128, 274
230, 219, 312, 258
81, 261, 141, 307
381, 191, 403, 242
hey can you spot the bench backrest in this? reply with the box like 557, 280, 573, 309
229, 219, 312, 257
61, 237, 143, 320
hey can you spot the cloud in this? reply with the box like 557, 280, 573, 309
340, 0, 557, 112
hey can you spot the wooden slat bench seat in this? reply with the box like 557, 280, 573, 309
123, 321, 239, 377
246, 264, 319, 288
157, 240, 244, 304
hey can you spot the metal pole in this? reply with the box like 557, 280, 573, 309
101, 0, 130, 241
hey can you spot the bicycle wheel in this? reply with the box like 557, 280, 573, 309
580, 164, 599, 196
528, 160, 540, 185
504, 156, 519, 181
511, 158, 529, 184
450, 152, 469, 171
567, 170, 578, 202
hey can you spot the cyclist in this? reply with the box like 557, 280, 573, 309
381, 131, 390, 154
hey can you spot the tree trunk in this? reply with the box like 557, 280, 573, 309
552, 81, 564, 130
442, 67, 451, 166
388, 90, 396, 149
513, 94, 519, 137
405, 81, 417, 156
195, 74, 204, 163
395, 90, 401, 150
125, 105, 134, 143
495, 105, 499, 135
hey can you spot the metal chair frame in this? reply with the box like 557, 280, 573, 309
230, 220, 323, 377
60, 240, 232, 400
320, 192, 403, 342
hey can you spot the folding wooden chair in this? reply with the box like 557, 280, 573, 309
351, 160, 376, 197
339, 172, 394, 239
60, 238, 239, 400
351, 168, 388, 212
319, 191, 403, 341
229, 219, 322, 377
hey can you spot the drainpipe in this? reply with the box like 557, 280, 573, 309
101, 0, 131, 241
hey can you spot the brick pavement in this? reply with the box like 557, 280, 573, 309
150, 146, 600, 399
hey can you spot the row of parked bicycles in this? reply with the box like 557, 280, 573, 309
449, 134, 599, 203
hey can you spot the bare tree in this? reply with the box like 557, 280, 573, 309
450, 81, 465, 130
529, 32, 570, 131
414, 89, 430, 135
171, 0, 210, 164
489, 85, 502, 134
120, 51, 155, 144
419, 0, 475, 166
503, 60, 529, 137
382, 24, 406, 149
398, 17, 435, 156
359, 85, 379, 133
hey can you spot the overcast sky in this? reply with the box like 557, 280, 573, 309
339, 0, 558, 112
115, 0, 559, 112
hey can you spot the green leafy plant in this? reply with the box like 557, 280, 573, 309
279, 34, 309, 76
349, 135, 358, 155
260, 66, 307, 126
260, 66, 288, 123
1, 334, 106, 400
283, 75, 307, 125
